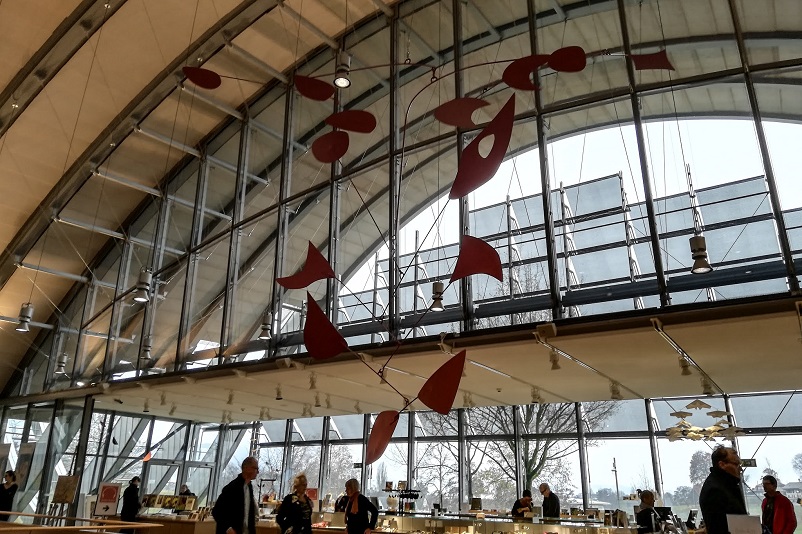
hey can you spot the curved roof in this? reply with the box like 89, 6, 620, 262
1, 0, 801, 396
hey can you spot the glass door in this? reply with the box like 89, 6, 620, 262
182, 462, 214, 506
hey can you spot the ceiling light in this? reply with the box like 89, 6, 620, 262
169, 404, 176, 416
689, 235, 713, 274
334, 50, 351, 88
275, 385, 283, 401
325, 394, 332, 409
309, 372, 317, 390
379, 369, 387, 385
549, 349, 561, 371
463, 392, 472, 409
227, 390, 234, 405
227, 412, 234, 424
701, 376, 715, 396
133, 268, 153, 303
610, 381, 623, 401
315, 393, 321, 408
143, 399, 150, 413
16, 302, 34, 333
430, 281, 445, 312
55, 352, 68, 375
259, 408, 266, 420
354, 401, 362, 414
160, 392, 167, 406
139, 338, 152, 363
530, 386, 543, 404
258, 311, 272, 340
679, 357, 692, 376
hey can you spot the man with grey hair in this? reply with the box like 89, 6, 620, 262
539, 483, 560, 518
213, 456, 259, 534
699, 446, 747, 534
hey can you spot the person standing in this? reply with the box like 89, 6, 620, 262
276, 473, 313, 534
511, 489, 534, 517
344, 479, 378, 534
761, 475, 797, 534
0, 471, 18, 522
120, 476, 141, 534
212, 457, 259, 534
539, 483, 560, 518
699, 446, 747, 534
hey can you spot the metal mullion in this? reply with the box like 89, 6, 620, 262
176, 159, 209, 370
453, 0, 473, 332
387, 5, 401, 339
457, 408, 466, 509
645, 399, 664, 497
407, 411, 415, 488
327, 62, 344, 323
320, 416, 331, 494
575, 403, 589, 510
513, 405, 522, 495
271, 85, 295, 358
101, 241, 132, 379
34, 399, 63, 519
726, 0, 799, 294
67, 395, 94, 521
528, 0, 563, 319
281, 419, 294, 496
615, 0, 670, 307
220, 120, 251, 353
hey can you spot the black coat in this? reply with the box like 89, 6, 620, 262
699, 467, 747, 534
0, 483, 17, 521
120, 483, 140, 522
212, 475, 257, 534
345, 494, 378, 534
276, 493, 313, 534
542, 492, 560, 518
636, 507, 662, 534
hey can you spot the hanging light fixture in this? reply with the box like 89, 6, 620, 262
549, 349, 561, 370
309, 372, 317, 390
701, 376, 715, 396
143, 399, 150, 413
334, 51, 351, 88
530, 386, 543, 404
314, 393, 321, 408
169, 404, 177, 416
275, 385, 283, 401
55, 352, 68, 375
160, 392, 167, 406
16, 302, 34, 333
430, 281, 445, 312
679, 357, 692, 376
227, 390, 234, 405
610, 381, 623, 401
258, 311, 272, 340
139, 337, 152, 363
325, 394, 332, 409
689, 235, 713, 274
132, 268, 153, 303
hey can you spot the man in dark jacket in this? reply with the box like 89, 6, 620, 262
120, 476, 141, 534
539, 483, 560, 518
699, 446, 747, 534
212, 457, 259, 534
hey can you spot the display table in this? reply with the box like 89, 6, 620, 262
133, 515, 216, 534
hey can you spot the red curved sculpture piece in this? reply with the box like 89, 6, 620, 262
450, 235, 503, 283
182, 66, 222, 89
502, 54, 549, 90
325, 110, 377, 133
548, 46, 586, 72
303, 292, 350, 360
366, 410, 400, 464
433, 97, 490, 128
630, 50, 674, 71
449, 95, 516, 199
294, 75, 335, 101
276, 241, 335, 289
418, 350, 466, 415
312, 130, 350, 163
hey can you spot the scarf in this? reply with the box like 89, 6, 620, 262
347, 492, 359, 515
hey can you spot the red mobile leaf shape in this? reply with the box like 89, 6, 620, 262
277, 241, 335, 289
449, 95, 516, 199
142, 451, 152, 462
312, 130, 349, 163
366, 410, 400, 464
418, 350, 467, 415
502, 54, 549, 90
325, 110, 377, 133
294, 75, 335, 101
548, 46, 587, 72
433, 97, 490, 128
450, 235, 503, 283
183, 66, 222, 89
303, 292, 350, 360
630, 50, 675, 71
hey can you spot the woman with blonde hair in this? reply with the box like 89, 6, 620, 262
277, 473, 313, 534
